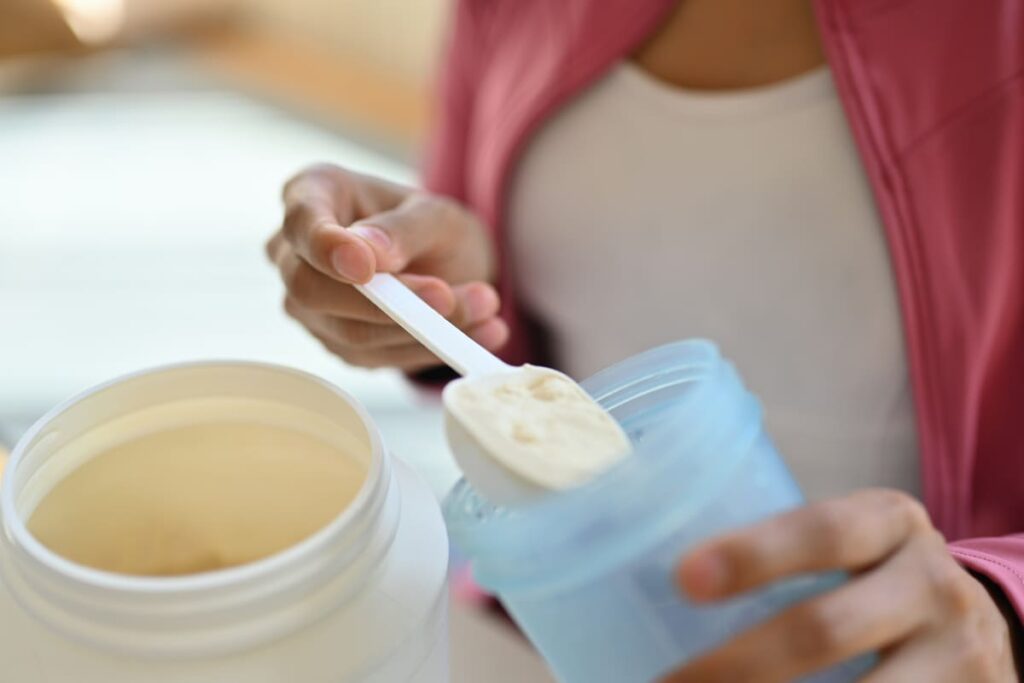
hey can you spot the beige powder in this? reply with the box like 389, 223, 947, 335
27, 421, 367, 576
446, 366, 631, 491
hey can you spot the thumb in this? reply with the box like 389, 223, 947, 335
347, 194, 462, 274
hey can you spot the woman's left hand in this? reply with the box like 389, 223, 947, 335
662, 489, 1019, 682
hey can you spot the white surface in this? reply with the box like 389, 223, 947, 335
0, 90, 461, 497
509, 62, 921, 502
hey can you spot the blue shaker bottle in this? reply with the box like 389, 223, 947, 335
444, 340, 873, 683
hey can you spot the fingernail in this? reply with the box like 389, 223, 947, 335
331, 245, 370, 282
349, 225, 392, 254
684, 551, 728, 599
463, 286, 499, 323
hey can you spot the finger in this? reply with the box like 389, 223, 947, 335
310, 318, 506, 372
282, 164, 358, 224
398, 273, 459, 318
311, 316, 506, 362
466, 317, 510, 351
281, 175, 377, 283
276, 248, 388, 322
354, 325, 507, 370
662, 540, 934, 683
449, 282, 501, 329
859, 619, 1006, 683
327, 339, 444, 373
265, 231, 285, 262
283, 163, 409, 217
859, 638, 950, 683
679, 489, 931, 601
347, 194, 475, 274
276, 247, 456, 322
447, 284, 509, 350
285, 300, 417, 350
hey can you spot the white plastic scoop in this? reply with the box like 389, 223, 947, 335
356, 274, 631, 506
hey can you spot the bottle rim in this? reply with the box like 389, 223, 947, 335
0, 361, 396, 657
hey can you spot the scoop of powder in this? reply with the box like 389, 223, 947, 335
445, 366, 631, 490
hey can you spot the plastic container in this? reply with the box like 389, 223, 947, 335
0, 362, 449, 683
446, 340, 872, 683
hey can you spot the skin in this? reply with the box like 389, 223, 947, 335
265, 164, 508, 372
268, 2, 1022, 679
632, 0, 825, 90
662, 489, 1019, 682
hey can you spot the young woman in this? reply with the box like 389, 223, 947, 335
266, 1, 1024, 679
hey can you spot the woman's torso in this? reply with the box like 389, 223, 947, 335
507, 62, 921, 500
426, 0, 1024, 537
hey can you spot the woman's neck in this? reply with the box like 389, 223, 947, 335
632, 0, 826, 90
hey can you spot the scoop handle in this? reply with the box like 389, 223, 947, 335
356, 274, 510, 377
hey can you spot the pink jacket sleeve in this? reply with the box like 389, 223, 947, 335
420, 0, 481, 203
949, 536, 1024, 636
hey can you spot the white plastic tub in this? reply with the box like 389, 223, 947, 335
0, 362, 449, 683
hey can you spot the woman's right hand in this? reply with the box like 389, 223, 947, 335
266, 163, 508, 372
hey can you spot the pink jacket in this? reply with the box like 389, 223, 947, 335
423, 0, 1024, 624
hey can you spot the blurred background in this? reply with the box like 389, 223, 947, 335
0, 1, 554, 679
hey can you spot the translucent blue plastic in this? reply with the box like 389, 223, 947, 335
444, 341, 873, 683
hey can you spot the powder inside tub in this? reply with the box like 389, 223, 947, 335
27, 421, 366, 576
